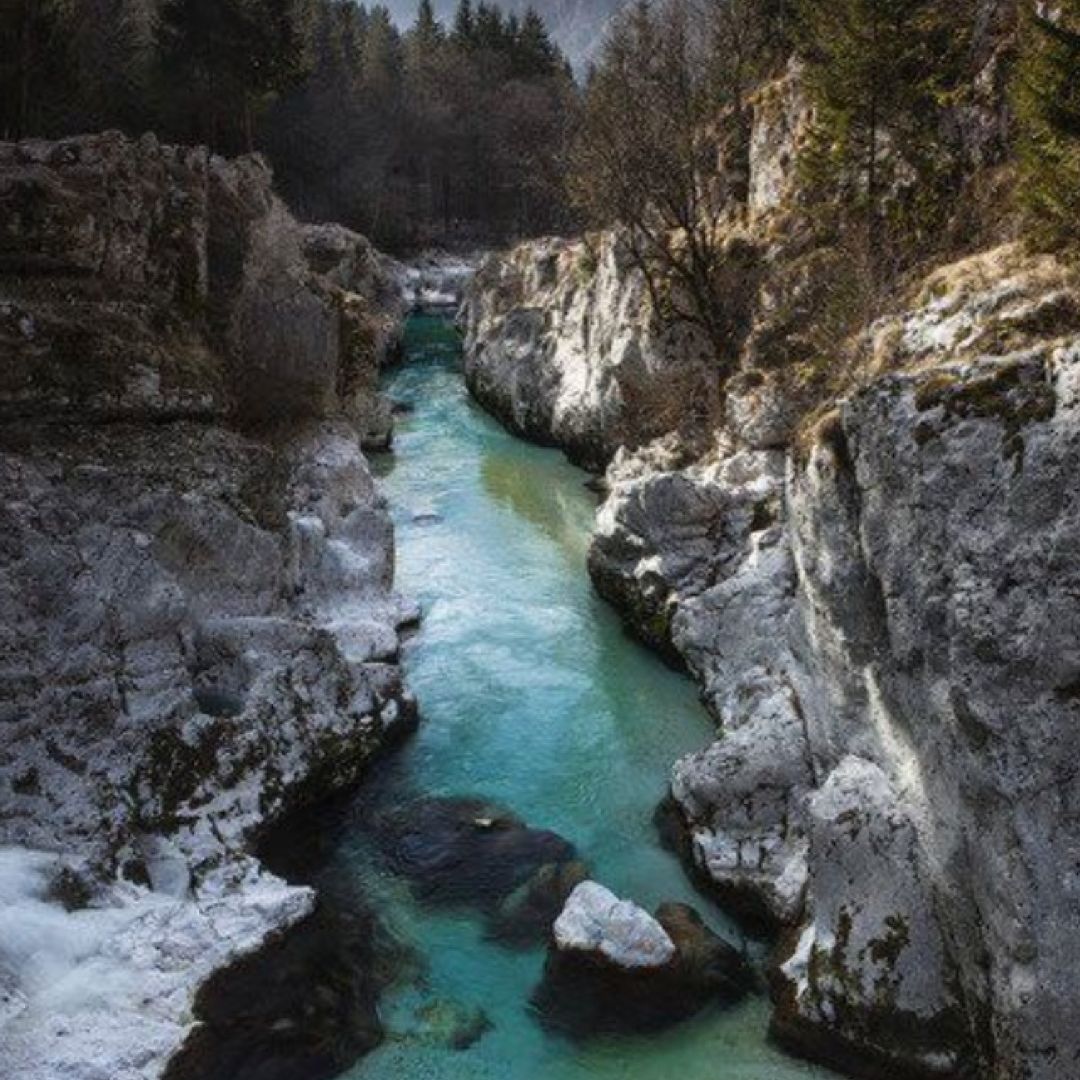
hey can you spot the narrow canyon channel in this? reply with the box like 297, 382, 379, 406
308, 316, 836, 1080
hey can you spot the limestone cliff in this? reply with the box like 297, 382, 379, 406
461, 232, 722, 471
0, 133, 414, 1079
462, 65, 1080, 1080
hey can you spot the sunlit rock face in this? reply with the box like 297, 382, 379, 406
461, 231, 722, 472
0, 133, 414, 1080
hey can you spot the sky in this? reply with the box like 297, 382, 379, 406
381, 0, 627, 67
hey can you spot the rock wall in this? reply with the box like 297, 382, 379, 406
461, 55, 1080, 1076
461, 232, 722, 471
0, 133, 414, 1079
595, 247, 1080, 1080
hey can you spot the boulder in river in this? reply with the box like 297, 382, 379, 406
372, 796, 576, 907
553, 881, 676, 969
532, 881, 750, 1037
164, 896, 409, 1080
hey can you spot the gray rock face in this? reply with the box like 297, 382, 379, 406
594, 246, 1080, 1079
467, 207, 1080, 1078
0, 134, 413, 1080
461, 232, 721, 470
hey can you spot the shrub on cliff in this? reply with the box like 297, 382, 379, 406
1014, 0, 1080, 255
794, 0, 974, 274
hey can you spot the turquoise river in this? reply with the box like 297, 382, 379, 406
326, 317, 834, 1080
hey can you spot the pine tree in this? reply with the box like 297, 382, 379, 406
338, 0, 368, 78
452, 0, 474, 46
412, 0, 442, 48
0, 0, 80, 138
361, 6, 403, 100
796, 0, 968, 259
473, 2, 505, 51
1014, 0, 1080, 252
514, 8, 559, 77
161, 0, 313, 151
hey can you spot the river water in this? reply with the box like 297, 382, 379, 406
327, 317, 831, 1080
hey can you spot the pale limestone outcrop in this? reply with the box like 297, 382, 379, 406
747, 60, 812, 220
553, 882, 677, 970
461, 231, 721, 470
589, 247, 1080, 1079
0, 133, 413, 1080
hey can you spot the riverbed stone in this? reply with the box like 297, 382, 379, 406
487, 859, 590, 948
533, 883, 750, 1037
408, 999, 493, 1051
553, 882, 676, 969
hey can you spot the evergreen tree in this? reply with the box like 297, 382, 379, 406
161, 0, 313, 150
473, 2, 505, 51
514, 8, 559, 77
796, 0, 968, 259
1, 0, 82, 137
338, 0, 368, 78
361, 5, 403, 98
1014, 0, 1080, 252
412, 0, 442, 48
452, 0, 474, 46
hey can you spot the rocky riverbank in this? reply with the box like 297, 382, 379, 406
461, 66, 1080, 1080
0, 133, 415, 1079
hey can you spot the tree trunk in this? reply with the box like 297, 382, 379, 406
18, 0, 32, 139
243, 94, 254, 154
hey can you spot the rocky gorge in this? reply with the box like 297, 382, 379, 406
461, 64, 1080, 1080
2, 52, 1078, 1080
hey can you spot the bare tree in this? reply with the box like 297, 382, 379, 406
567, 0, 757, 373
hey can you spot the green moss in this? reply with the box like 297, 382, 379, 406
914, 361, 1056, 469
575, 244, 599, 284
867, 913, 911, 968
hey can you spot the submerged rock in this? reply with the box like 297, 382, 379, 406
654, 902, 752, 998
487, 859, 590, 948
372, 796, 576, 908
532, 882, 749, 1037
407, 999, 493, 1051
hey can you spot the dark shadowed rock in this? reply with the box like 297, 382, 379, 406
163, 898, 405, 1080
532, 882, 750, 1038
372, 796, 576, 908
654, 902, 752, 996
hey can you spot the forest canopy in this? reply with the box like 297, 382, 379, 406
2, 0, 1078, 262
0, 0, 577, 249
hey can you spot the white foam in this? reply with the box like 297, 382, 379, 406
0, 846, 313, 1080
